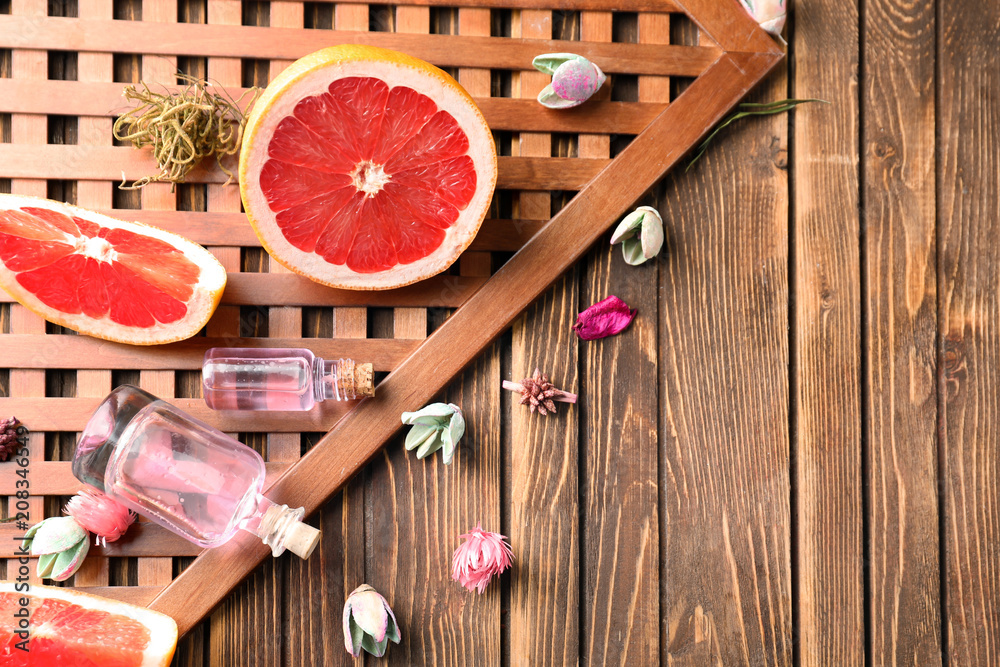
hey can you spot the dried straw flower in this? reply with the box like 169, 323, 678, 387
451, 523, 513, 594
65, 487, 136, 546
113, 75, 260, 190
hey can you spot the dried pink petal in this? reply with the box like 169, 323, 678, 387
572, 295, 637, 340
451, 523, 513, 594
65, 487, 136, 546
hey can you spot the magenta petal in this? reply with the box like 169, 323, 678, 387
572, 295, 637, 340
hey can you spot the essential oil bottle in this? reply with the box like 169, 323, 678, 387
72, 385, 320, 559
201, 347, 375, 411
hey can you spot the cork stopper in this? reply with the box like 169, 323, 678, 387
285, 521, 321, 559
335, 361, 375, 398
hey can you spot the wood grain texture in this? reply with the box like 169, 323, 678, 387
506, 8, 580, 665
0, 335, 411, 370
938, 0, 1000, 662
792, 0, 863, 662
0, 272, 487, 308
576, 10, 660, 667
6, 0, 48, 590
0, 145, 611, 191
0, 79, 667, 135
659, 68, 791, 665
863, 0, 942, 660
0, 17, 719, 76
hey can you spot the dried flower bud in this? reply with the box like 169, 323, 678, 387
572, 295, 637, 340
65, 488, 136, 546
0, 416, 22, 461
610, 205, 664, 265
533, 53, 607, 109
21, 516, 90, 581
401, 403, 465, 464
343, 584, 401, 657
739, 0, 786, 39
452, 523, 513, 594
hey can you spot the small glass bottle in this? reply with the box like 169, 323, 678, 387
72, 385, 320, 559
201, 347, 375, 411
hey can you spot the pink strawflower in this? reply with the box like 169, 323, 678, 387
64, 488, 136, 546
451, 523, 513, 594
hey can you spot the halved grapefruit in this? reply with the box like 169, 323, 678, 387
0, 194, 227, 345
240, 45, 498, 290
0, 581, 177, 666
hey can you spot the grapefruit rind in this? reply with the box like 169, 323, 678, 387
240, 45, 498, 291
0, 580, 178, 667
0, 194, 227, 345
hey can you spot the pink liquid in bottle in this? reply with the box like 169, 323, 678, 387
73, 385, 319, 558
202, 347, 374, 411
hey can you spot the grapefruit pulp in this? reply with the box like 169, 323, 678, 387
0, 581, 177, 666
240, 45, 498, 290
0, 194, 227, 345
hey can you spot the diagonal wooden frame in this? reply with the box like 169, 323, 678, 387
148, 0, 784, 634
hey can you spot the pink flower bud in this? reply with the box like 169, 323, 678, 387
739, 0, 786, 38
343, 584, 400, 657
65, 487, 136, 546
451, 523, 513, 594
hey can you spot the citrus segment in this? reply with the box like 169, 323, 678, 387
241, 45, 497, 290
0, 194, 226, 345
0, 582, 177, 667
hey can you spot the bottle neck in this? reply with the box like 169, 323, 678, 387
312, 357, 356, 402
241, 495, 317, 558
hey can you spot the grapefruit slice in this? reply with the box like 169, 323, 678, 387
0, 581, 177, 666
0, 194, 227, 345
240, 45, 498, 290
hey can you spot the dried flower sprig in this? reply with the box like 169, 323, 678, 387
686, 98, 830, 172
112, 74, 260, 190
0, 416, 23, 461
502, 368, 577, 416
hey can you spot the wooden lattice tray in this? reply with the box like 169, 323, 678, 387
0, 0, 780, 639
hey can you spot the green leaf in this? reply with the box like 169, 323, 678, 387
622, 238, 648, 265
362, 632, 387, 657
401, 403, 457, 424
404, 424, 438, 451
531, 53, 579, 75
385, 614, 401, 644
686, 98, 830, 172
349, 616, 365, 656
537, 85, 582, 109
36, 553, 56, 579
415, 434, 443, 459
610, 209, 644, 245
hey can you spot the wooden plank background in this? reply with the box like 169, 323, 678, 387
2, 0, 1000, 663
